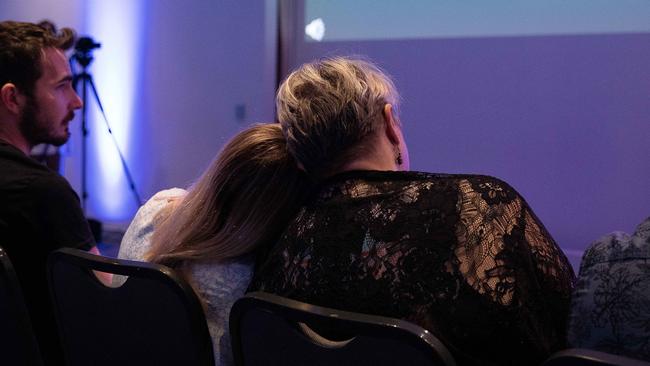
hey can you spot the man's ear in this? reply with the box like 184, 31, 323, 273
0, 83, 24, 115
382, 103, 401, 145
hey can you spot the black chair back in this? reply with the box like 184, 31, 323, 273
544, 349, 650, 366
230, 291, 456, 366
0, 246, 43, 366
47, 247, 214, 366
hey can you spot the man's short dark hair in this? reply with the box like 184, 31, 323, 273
0, 20, 76, 97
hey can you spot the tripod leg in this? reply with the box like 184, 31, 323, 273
86, 76, 143, 207
73, 73, 90, 212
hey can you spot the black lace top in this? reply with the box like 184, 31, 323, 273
250, 170, 575, 365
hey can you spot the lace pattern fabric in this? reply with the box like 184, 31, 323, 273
251, 170, 575, 365
455, 179, 522, 305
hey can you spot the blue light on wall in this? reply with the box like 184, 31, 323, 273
84, 0, 147, 221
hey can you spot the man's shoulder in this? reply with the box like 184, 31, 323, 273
28, 167, 72, 187
15, 165, 75, 198
0, 143, 56, 185
0, 155, 76, 209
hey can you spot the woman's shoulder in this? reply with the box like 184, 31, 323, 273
328, 170, 517, 189
149, 187, 187, 202
389, 170, 511, 185
321, 170, 526, 214
135, 188, 187, 223
117, 188, 187, 261
393, 171, 522, 199
423, 171, 516, 189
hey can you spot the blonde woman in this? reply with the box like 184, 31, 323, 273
250, 57, 575, 365
115, 123, 311, 365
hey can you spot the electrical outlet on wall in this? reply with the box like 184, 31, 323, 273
235, 104, 246, 123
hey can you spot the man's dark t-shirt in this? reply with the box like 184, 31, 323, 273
0, 141, 95, 365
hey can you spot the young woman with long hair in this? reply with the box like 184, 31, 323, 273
115, 123, 311, 365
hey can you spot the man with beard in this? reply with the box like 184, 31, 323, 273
0, 20, 99, 365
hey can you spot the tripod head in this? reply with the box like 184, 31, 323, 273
72, 37, 101, 68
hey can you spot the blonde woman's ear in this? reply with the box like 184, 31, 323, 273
383, 103, 410, 171
383, 104, 400, 146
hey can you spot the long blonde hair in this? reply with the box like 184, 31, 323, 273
145, 123, 311, 269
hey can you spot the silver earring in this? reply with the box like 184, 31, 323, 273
395, 150, 403, 166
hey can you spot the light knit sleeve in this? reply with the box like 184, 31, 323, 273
112, 188, 186, 286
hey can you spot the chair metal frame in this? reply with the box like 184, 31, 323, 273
544, 348, 650, 366
230, 291, 456, 366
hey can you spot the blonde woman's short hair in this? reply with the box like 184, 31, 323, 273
276, 56, 400, 179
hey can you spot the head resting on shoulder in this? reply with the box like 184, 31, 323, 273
277, 56, 408, 180
146, 123, 312, 267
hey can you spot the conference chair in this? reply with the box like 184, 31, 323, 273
47, 247, 214, 366
0, 245, 43, 366
230, 291, 457, 366
544, 349, 650, 366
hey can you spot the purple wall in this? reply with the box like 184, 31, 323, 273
288, 33, 650, 268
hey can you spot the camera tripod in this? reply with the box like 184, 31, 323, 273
70, 37, 142, 213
